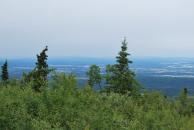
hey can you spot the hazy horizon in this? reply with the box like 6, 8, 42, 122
0, 0, 194, 58
2, 56, 194, 61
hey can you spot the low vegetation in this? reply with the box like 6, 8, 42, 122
0, 74, 194, 130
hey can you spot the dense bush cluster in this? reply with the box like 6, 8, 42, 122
0, 73, 194, 130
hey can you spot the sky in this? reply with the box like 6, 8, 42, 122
0, 0, 194, 58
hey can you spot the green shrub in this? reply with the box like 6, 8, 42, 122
0, 74, 193, 130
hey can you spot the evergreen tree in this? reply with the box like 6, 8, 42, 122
86, 65, 102, 89
179, 88, 188, 104
33, 46, 50, 92
1, 60, 9, 82
178, 88, 192, 116
106, 38, 136, 94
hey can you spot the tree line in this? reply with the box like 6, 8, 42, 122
1, 38, 140, 95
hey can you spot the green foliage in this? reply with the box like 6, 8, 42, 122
22, 71, 34, 84
0, 43, 193, 130
0, 42, 193, 129
33, 46, 50, 92
176, 88, 193, 116
86, 64, 102, 89
1, 60, 9, 82
0, 75, 194, 130
106, 38, 138, 94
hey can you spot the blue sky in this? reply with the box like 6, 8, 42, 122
0, 0, 194, 58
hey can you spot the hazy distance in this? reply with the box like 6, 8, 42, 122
0, 0, 194, 58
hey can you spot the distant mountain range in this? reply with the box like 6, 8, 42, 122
1, 57, 194, 97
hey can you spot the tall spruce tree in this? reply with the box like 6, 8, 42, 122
33, 46, 49, 92
106, 38, 136, 94
1, 60, 9, 82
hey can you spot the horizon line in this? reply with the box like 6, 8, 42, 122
1, 56, 194, 60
